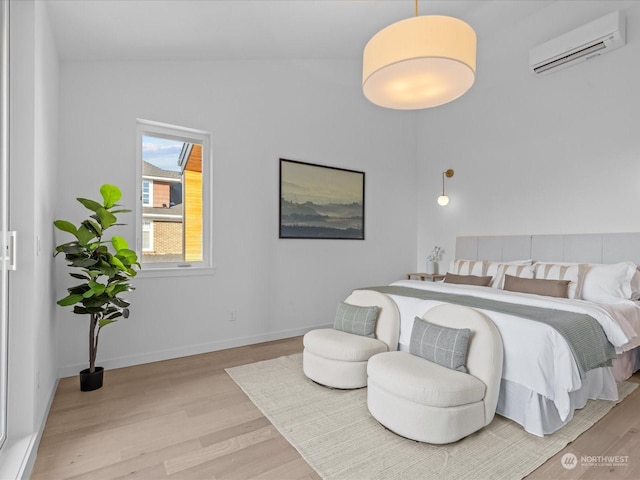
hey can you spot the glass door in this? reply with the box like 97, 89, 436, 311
0, 0, 9, 450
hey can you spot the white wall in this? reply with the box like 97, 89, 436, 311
0, 0, 59, 477
33, 0, 58, 426
417, 1, 640, 270
56, 59, 418, 375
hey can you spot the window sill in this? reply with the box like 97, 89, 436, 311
136, 265, 217, 278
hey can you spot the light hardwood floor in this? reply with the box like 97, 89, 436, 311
32, 337, 640, 479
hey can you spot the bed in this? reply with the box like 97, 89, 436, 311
372, 233, 640, 436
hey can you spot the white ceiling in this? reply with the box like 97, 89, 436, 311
45, 0, 556, 61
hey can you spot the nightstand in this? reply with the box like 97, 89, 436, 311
406, 273, 446, 282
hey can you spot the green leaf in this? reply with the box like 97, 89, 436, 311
81, 219, 102, 238
110, 209, 131, 215
53, 220, 78, 237
110, 256, 126, 271
72, 306, 90, 315
96, 207, 117, 229
97, 259, 116, 277
71, 257, 98, 268
111, 236, 128, 251
76, 197, 103, 212
69, 273, 90, 280
88, 281, 106, 295
98, 318, 117, 328
100, 184, 122, 209
57, 294, 84, 306
60, 244, 84, 255
111, 297, 130, 308
116, 248, 138, 264
106, 311, 123, 321
68, 284, 91, 295
76, 225, 96, 245
107, 284, 129, 296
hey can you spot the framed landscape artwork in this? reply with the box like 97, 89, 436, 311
279, 159, 365, 240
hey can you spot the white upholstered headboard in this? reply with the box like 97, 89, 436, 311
456, 233, 640, 266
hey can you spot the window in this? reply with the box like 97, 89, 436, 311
142, 220, 153, 252
136, 119, 212, 272
142, 180, 153, 206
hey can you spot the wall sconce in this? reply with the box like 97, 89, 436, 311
437, 169, 454, 206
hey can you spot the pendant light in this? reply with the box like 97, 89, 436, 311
363, 0, 477, 110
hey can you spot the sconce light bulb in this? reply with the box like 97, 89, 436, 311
437, 195, 449, 206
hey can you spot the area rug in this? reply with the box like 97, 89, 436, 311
226, 354, 637, 480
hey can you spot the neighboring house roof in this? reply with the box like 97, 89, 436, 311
143, 202, 183, 222
142, 161, 181, 180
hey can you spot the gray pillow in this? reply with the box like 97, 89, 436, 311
503, 274, 570, 298
410, 317, 471, 372
333, 302, 379, 337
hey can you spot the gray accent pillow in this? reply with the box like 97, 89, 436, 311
503, 274, 570, 298
444, 272, 493, 287
333, 302, 379, 337
410, 317, 471, 372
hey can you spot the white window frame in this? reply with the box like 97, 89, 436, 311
136, 119, 214, 276
142, 220, 154, 252
0, 0, 8, 451
141, 180, 153, 207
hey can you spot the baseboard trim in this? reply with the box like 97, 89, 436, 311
57, 325, 329, 378
20, 377, 59, 479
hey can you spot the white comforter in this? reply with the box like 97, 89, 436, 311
388, 280, 640, 424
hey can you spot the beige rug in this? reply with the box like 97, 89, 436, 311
226, 354, 636, 480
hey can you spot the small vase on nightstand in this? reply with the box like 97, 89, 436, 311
426, 261, 438, 274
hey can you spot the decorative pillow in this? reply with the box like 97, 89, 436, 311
632, 268, 640, 301
581, 262, 638, 303
449, 259, 487, 277
444, 273, 492, 287
534, 263, 588, 299
333, 302, 379, 337
485, 259, 533, 279
503, 274, 570, 298
409, 317, 471, 373
492, 263, 535, 289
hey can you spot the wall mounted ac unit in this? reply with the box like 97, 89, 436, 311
529, 10, 625, 75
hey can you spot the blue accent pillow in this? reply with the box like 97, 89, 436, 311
410, 317, 471, 372
333, 302, 380, 338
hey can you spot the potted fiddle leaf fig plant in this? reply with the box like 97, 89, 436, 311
54, 184, 140, 391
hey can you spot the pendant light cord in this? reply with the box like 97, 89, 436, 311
441, 171, 445, 196
415, 0, 418, 17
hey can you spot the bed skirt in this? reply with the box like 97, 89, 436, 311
496, 368, 617, 436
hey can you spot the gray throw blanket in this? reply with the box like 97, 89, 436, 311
360, 285, 617, 379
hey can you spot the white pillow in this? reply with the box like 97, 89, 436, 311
581, 262, 638, 303
449, 259, 532, 281
450, 259, 487, 276
486, 260, 533, 288
493, 264, 535, 289
534, 263, 588, 299
632, 268, 640, 300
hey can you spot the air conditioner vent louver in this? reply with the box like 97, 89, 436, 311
533, 41, 607, 74
530, 11, 625, 75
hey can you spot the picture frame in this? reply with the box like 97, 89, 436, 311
279, 158, 365, 240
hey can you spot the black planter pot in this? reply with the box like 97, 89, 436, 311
79, 366, 104, 391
